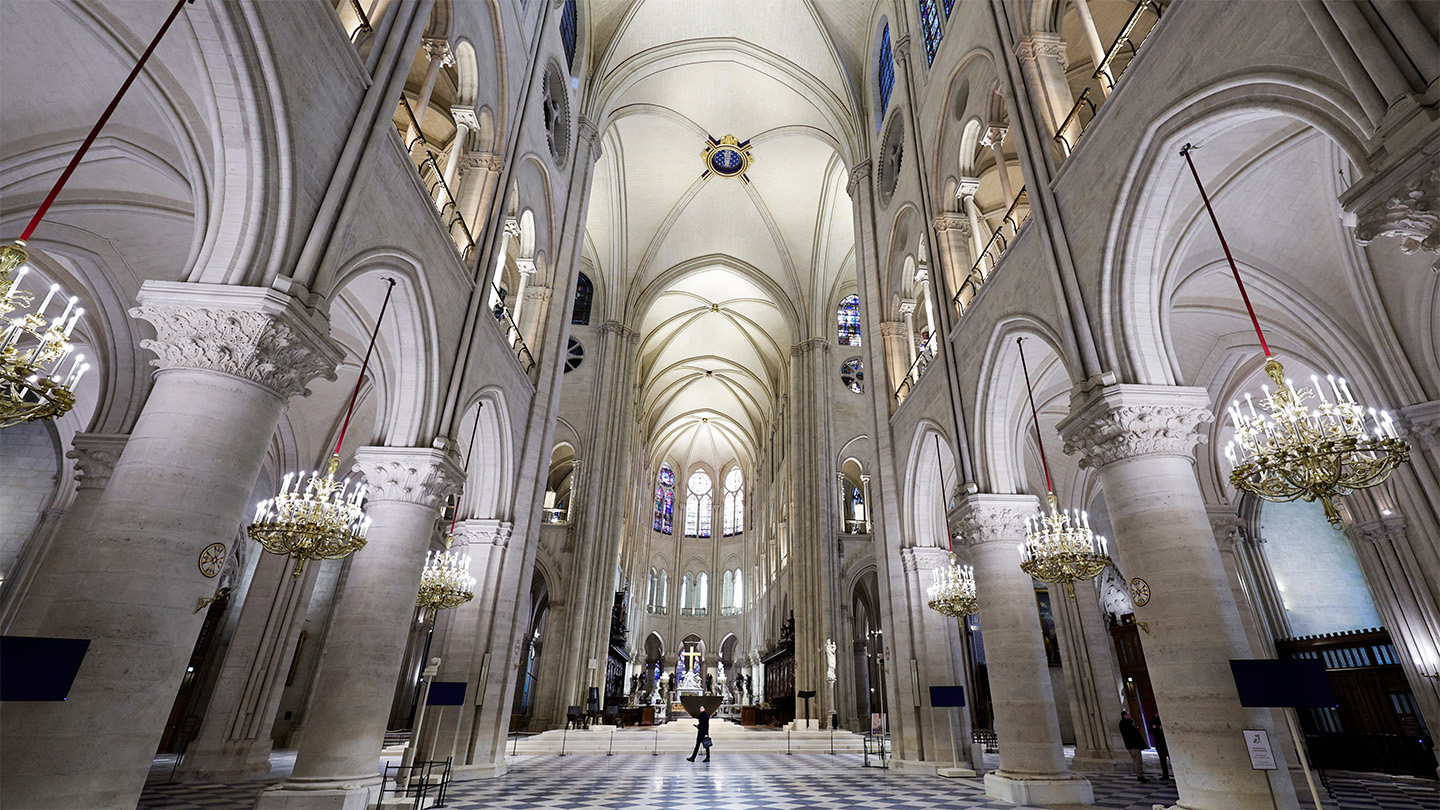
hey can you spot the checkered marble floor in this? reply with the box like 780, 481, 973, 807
140, 751, 1439, 810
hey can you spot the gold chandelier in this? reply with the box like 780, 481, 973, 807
1, 243, 87, 428
249, 278, 395, 577
927, 552, 978, 617
1181, 144, 1409, 527
417, 538, 476, 614
1015, 337, 1111, 598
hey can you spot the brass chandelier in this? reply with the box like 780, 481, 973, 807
924, 435, 980, 618
0, 0, 192, 428
416, 403, 483, 615
1015, 337, 1111, 598
1181, 144, 1409, 527
249, 278, 396, 577
1, 244, 87, 428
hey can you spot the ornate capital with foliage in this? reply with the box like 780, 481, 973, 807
452, 518, 514, 548
67, 433, 129, 492
1015, 34, 1068, 68
130, 282, 343, 399
846, 161, 873, 198
952, 492, 1039, 547
352, 446, 464, 509
1059, 384, 1213, 469
1353, 163, 1439, 271
1347, 515, 1407, 547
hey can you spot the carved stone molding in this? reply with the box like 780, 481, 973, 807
846, 160, 873, 198
578, 116, 603, 163
1353, 163, 1439, 271
879, 320, 906, 338
898, 299, 917, 316
130, 282, 343, 399
981, 126, 1008, 148
1206, 506, 1246, 549
1399, 400, 1440, 448
791, 337, 829, 356
1059, 385, 1213, 470
352, 446, 464, 509
422, 38, 455, 67
1347, 516, 1408, 547
1015, 33, 1068, 68
952, 493, 1039, 547
461, 152, 505, 173
933, 213, 970, 235
452, 518, 514, 548
68, 433, 129, 492
957, 176, 981, 198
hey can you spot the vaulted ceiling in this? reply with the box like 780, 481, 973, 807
580, 0, 868, 472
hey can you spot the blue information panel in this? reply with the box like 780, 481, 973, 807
1, 636, 90, 701
1229, 659, 1335, 708
427, 681, 467, 706
929, 685, 966, 708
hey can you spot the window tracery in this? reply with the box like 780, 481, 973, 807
685, 469, 713, 538
723, 467, 744, 536
653, 464, 675, 534
838, 294, 862, 346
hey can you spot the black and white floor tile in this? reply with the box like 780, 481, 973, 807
140, 751, 1439, 810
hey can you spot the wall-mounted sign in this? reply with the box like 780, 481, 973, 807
1243, 729, 1276, 770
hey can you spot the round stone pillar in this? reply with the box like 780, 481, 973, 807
0, 283, 342, 810
1059, 384, 1300, 810
256, 445, 461, 809
954, 493, 1094, 806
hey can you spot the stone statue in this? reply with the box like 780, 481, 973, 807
825, 638, 837, 684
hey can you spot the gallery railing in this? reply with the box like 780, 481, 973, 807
951, 187, 1031, 317
894, 333, 938, 403
396, 96, 478, 265
489, 283, 537, 374
1054, 0, 1165, 156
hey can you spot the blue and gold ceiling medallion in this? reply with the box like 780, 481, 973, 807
701, 135, 754, 183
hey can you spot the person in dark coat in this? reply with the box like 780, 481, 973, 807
687, 705, 712, 762
1148, 713, 1170, 779
1119, 710, 1148, 782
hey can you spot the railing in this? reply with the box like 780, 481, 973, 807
378, 756, 451, 810
1053, 0, 1165, 155
542, 507, 567, 524
720, 606, 741, 617
334, 0, 373, 43
396, 96, 478, 265
951, 187, 1031, 316
490, 283, 537, 374
842, 519, 870, 535
894, 333, 938, 403
646, 605, 668, 615
680, 607, 707, 617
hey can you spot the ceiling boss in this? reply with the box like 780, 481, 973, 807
700, 134, 754, 183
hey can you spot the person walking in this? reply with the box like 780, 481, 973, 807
1148, 713, 1170, 779
687, 705, 712, 762
1119, 710, 1148, 782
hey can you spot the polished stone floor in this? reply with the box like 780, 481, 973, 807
140, 750, 1438, 810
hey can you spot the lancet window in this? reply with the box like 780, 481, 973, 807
685, 469, 713, 538
918, 0, 943, 64
654, 464, 675, 534
837, 294, 862, 346
877, 23, 894, 131
723, 467, 744, 536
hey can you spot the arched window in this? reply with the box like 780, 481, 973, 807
658, 570, 668, 609
697, 572, 709, 612
917, 0, 943, 64
722, 571, 734, 610
685, 470, 713, 538
876, 23, 895, 131
837, 294, 862, 346
571, 272, 592, 325
653, 464, 675, 534
943, 0, 955, 17
681, 573, 694, 610
734, 568, 744, 605
560, 0, 579, 72
648, 568, 661, 612
723, 467, 744, 536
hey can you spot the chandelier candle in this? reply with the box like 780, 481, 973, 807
416, 402, 483, 615
925, 436, 980, 618
1181, 144, 1408, 527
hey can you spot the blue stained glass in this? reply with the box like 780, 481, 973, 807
918, 0, 942, 65
654, 464, 675, 534
560, 0, 578, 71
943, 0, 955, 17
877, 24, 895, 132
838, 294, 862, 346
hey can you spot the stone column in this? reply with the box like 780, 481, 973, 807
407, 39, 454, 144
879, 321, 909, 396
955, 493, 1093, 806
510, 257, 536, 329
932, 214, 971, 304
982, 126, 1014, 203
0, 283, 341, 810
899, 299, 919, 364
3, 432, 129, 635
900, 546, 977, 774
174, 551, 322, 783
958, 178, 989, 262
1050, 580, 1130, 772
1070, 0, 1114, 94
256, 446, 461, 809
1014, 34, 1075, 149
1059, 384, 1300, 810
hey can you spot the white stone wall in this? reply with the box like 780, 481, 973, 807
0, 421, 60, 582
1262, 499, 1383, 637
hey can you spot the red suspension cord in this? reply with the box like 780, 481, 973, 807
333, 278, 396, 456
1017, 337, 1054, 494
935, 434, 953, 551
20, 0, 192, 243
1180, 144, 1271, 358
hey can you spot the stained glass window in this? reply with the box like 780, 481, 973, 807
560, 0, 578, 72
653, 463, 675, 534
838, 294, 862, 346
734, 569, 744, 604
841, 358, 864, 394
571, 272, 592, 325
877, 23, 894, 132
918, 0, 942, 65
723, 467, 744, 536
685, 469, 713, 538
943, 0, 955, 17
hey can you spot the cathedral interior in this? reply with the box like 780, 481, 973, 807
1, 1, 1439, 809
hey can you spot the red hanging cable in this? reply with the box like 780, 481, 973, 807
449, 402, 484, 536
19, 0, 192, 243
1017, 337, 1054, 494
333, 278, 396, 456
1180, 144, 1271, 358
935, 434, 952, 551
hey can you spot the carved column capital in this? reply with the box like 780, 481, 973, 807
1014, 33, 1069, 69
462, 151, 505, 173
879, 320, 906, 338
846, 161, 873, 198
1059, 384, 1214, 470
981, 126, 1009, 148
130, 282, 343, 399
1206, 506, 1247, 549
67, 433, 129, 492
898, 299, 917, 316
1347, 515, 1408, 546
1399, 400, 1440, 448
952, 492, 1040, 547
452, 518, 514, 548
422, 38, 455, 67
352, 446, 464, 509
933, 213, 970, 235
1353, 162, 1440, 271
957, 176, 981, 199
901, 546, 952, 574
578, 116, 604, 163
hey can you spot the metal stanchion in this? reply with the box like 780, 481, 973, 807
608, 729, 615, 756
559, 727, 568, 757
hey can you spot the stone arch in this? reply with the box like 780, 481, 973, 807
973, 317, 1078, 495
904, 421, 958, 550
455, 387, 514, 521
